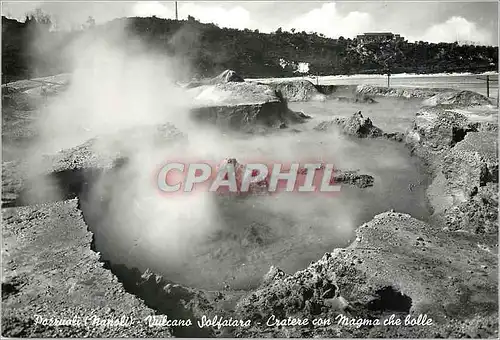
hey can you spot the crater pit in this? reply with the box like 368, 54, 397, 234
74, 98, 431, 292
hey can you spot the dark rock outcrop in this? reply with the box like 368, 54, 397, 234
314, 111, 383, 138
343, 111, 383, 137
314, 84, 358, 96
331, 170, 375, 188
333, 94, 377, 104
213, 158, 375, 196
315, 112, 407, 142
383, 131, 405, 142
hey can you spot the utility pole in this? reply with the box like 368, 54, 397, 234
175, 1, 178, 20
386, 66, 391, 88
486, 75, 490, 98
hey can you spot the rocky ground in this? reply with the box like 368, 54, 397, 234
2, 199, 173, 337
233, 211, 497, 338
1, 75, 498, 338
229, 86, 499, 338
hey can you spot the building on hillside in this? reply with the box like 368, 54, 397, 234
356, 32, 405, 44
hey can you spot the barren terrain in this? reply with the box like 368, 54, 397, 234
2, 67, 498, 338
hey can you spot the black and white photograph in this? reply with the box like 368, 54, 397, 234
1, 0, 498, 338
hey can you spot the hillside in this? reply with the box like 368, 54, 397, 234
2, 15, 498, 83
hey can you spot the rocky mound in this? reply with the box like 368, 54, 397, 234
356, 84, 451, 99
405, 105, 497, 161
213, 69, 245, 83
405, 104, 498, 236
331, 170, 374, 188
439, 131, 498, 234
190, 82, 277, 106
406, 107, 478, 154
214, 158, 375, 194
423, 90, 493, 107
184, 69, 244, 88
259, 79, 326, 102
189, 82, 310, 132
314, 111, 383, 138
314, 111, 406, 142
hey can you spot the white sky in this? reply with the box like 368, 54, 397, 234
2, 1, 498, 45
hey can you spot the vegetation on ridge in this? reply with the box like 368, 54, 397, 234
2, 14, 498, 83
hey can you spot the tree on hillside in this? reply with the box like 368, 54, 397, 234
25, 8, 52, 28
86, 16, 96, 29
356, 38, 404, 84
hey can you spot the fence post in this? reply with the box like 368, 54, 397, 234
486, 75, 490, 98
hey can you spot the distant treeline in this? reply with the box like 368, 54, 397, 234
2, 15, 498, 83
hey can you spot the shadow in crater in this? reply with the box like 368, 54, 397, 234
2, 168, 104, 208
4, 161, 216, 337
366, 286, 413, 313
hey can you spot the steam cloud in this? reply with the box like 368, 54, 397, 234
413, 16, 493, 45
21, 20, 409, 290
